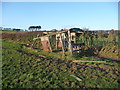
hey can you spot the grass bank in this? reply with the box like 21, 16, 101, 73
2, 40, 119, 88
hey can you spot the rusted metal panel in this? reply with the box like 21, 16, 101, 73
57, 41, 62, 47
40, 37, 52, 52
32, 29, 84, 56
41, 40, 51, 51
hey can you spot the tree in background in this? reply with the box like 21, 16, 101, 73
28, 26, 41, 31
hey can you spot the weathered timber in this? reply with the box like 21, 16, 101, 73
70, 75, 82, 81
32, 29, 85, 56
68, 30, 73, 56
55, 35, 58, 49
60, 33, 65, 56
33, 30, 68, 40
73, 60, 106, 63
47, 37, 52, 52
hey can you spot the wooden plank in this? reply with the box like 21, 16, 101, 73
68, 30, 73, 56
40, 36, 49, 41
73, 60, 106, 63
70, 75, 82, 81
62, 33, 67, 51
33, 30, 68, 40
60, 33, 65, 56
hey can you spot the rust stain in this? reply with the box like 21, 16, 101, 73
41, 40, 51, 51
57, 41, 62, 47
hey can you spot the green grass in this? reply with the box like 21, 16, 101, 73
2, 40, 119, 88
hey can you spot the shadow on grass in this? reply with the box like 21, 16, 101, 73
77, 47, 100, 57
75, 46, 120, 63
52, 49, 62, 53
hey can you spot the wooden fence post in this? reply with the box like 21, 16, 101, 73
56, 34, 58, 49
60, 33, 65, 56
48, 36, 52, 52
68, 30, 73, 56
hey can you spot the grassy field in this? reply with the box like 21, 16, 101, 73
2, 40, 120, 88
